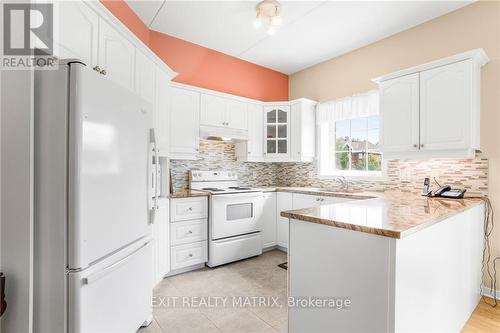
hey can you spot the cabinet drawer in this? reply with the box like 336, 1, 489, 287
170, 197, 208, 222
170, 219, 207, 246
170, 241, 207, 270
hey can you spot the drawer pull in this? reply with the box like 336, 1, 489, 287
187, 230, 193, 234
188, 253, 193, 258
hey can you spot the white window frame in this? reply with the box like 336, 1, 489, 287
316, 90, 386, 179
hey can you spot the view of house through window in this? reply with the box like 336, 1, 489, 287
335, 115, 382, 172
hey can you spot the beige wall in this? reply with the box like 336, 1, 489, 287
290, 1, 500, 287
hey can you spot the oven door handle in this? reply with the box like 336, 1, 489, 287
212, 193, 263, 200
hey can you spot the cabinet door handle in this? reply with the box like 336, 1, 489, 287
420, 144, 424, 148
188, 253, 193, 258
187, 207, 193, 211
93, 65, 101, 72
413, 144, 418, 148
187, 230, 193, 234
100, 69, 107, 75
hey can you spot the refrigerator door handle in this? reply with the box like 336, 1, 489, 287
149, 128, 159, 224
82, 241, 150, 285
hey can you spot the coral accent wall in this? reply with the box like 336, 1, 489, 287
100, 0, 289, 101
100, 0, 150, 46
149, 31, 288, 101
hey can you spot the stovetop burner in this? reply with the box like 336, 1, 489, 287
202, 187, 224, 192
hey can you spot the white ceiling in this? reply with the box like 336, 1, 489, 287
125, 1, 473, 74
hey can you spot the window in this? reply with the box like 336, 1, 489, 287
317, 90, 382, 177
334, 116, 381, 172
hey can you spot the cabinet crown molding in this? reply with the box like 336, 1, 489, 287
372, 48, 489, 83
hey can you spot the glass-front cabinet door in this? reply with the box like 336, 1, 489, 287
264, 105, 290, 158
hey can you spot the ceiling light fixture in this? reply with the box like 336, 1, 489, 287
253, 0, 281, 35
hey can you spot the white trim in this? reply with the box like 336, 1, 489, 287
170, 81, 265, 105
383, 148, 476, 160
86, 0, 177, 79
165, 263, 206, 277
372, 48, 489, 83
481, 286, 500, 300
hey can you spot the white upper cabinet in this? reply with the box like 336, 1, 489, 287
420, 60, 472, 151
169, 87, 200, 160
135, 49, 156, 104
155, 67, 171, 156
264, 105, 290, 159
290, 99, 316, 162
379, 73, 420, 153
375, 49, 488, 158
235, 103, 263, 161
56, 1, 98, 66
226, 99, 248, 130
200, 94, 226, 127
98, 19, 136, 91
56, 0, 176, 157
200, 94, 248, 131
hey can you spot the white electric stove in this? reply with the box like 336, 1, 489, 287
189, 170, 263, 267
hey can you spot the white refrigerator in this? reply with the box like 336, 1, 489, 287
34, 60, 158, 332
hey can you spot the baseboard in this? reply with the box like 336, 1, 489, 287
263, 245, 287, 253
165, 263, 206, 277
481, 285, 500, 300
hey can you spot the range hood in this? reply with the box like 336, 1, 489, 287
199, 125, 248, 142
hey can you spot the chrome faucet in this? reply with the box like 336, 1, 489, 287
334, 176, 349, 192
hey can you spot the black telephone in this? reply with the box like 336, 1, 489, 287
439, 188, 466, 199
433, 185, 452, 196
422, 179, 466, 199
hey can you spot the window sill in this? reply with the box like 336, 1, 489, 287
317, 171, 388, 181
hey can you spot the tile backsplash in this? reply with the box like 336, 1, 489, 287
169, 140, 278, 192
170, 140, 488, 196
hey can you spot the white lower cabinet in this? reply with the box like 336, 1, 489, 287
276, 192, 293, 249
170, 196, 208, 222
276, 192, 355, 250
152, 198, 169, 286
292, 193, 352, 209
169, 197, 208, 273
260, 192, 277, 249
170, 241, 208, 270
170, 219, 207, 246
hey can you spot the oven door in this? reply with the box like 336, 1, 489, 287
211, 192, 263, 240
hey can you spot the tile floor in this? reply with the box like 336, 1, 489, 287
140, 250, 288, 333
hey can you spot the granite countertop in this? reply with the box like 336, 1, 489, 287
169, 189, 210, 199
280, 191, 484, 239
